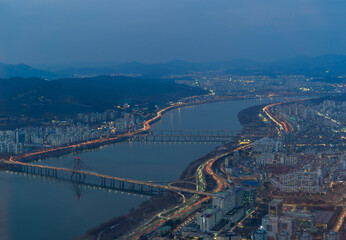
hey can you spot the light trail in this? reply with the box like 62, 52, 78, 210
129, 144, 252, 239
334, 207, 346, 232
10, 103, 182, 163
263, 101, 296, 134
3, 160, 212, 196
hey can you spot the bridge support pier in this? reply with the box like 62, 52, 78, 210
119, 181, 124, 190
101, 177, 106, 186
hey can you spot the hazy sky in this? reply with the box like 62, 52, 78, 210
0, 0, 345, 66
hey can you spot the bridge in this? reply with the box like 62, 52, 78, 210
1, 157, 212, 197
130, 129, 237, 143
7, 168, 158, 198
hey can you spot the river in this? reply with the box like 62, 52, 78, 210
0, 98, 274, 240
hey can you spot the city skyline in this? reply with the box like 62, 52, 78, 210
0, 1, 345, 240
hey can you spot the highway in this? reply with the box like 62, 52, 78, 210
3, 142, 248, 240
147, 100, 302, 238
2, 97, 301, 239
0, 98, 255, 240
127, 143, 253, 240
263, 101, 293, 134
9, 94, 277, 163
118, 99, 337, 238
10, 103, 180, 163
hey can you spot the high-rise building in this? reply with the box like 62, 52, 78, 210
243, 187, 256, 206
277, 231, 290, 240
196, 208, 223, 232
233, 186, 245, 207
279, 216, 294, 236
275, 171, 321, 193
212, 187, 245, 214
284, 212, 314, 232
212, 191, 234, 214
262, 215, 280, 239
323, 231, 339, 240
269, 199, 283, 217
252, 229, 268, 240
15, 131, 26, 143
262, 200, 297, 239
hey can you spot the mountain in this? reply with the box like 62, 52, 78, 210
1, 54, 346, 82
0, 62, 52, 79
0, 76, 206, 118
263, 54, 346, 76
53, 60, 208, 78
223, 54, 346, 83
58, 54, 346, 80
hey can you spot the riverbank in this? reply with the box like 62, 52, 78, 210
0, 93, 326, 240
7, 94, 268, 164
1, 95, 280, 240
80, 99, 270, 240
1, 92, 312, 165
5, 103, 175, 164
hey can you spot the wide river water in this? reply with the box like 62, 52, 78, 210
0, 98, 275, 240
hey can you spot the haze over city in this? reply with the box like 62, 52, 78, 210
0, 1, 345, 240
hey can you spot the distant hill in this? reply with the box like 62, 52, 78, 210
223, 54, 346, 83
1, 54, 346, 83
0, 60, 209, 79
0, 76, 206, 118
55, 54, 346, 81
53, 60, 209, 78
0, 62, 52, 79
263, 54, 346, 76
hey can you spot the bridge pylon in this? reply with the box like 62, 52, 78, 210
71, 156, 86, 182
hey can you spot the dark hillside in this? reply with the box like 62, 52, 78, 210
0, 76, 206, 118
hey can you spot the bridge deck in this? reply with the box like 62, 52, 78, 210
2, 160, 212, 196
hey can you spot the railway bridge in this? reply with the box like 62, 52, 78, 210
131, 129, 237, 143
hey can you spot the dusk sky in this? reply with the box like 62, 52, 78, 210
0, 0, 345, 66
